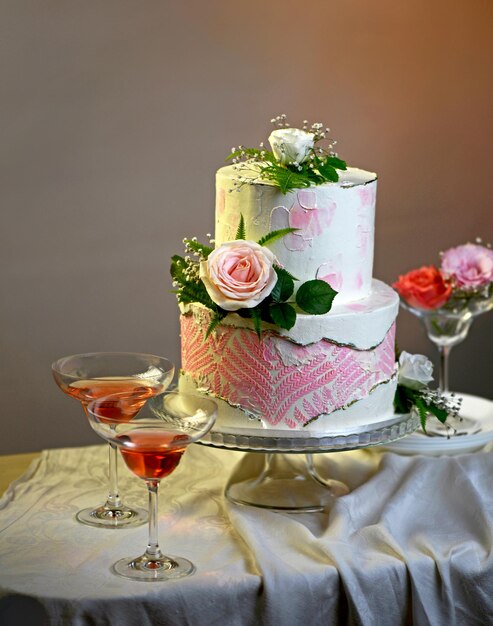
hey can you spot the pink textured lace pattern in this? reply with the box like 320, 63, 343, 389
181, 313, 396, 429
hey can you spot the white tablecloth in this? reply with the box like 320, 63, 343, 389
0, 443, 492, 626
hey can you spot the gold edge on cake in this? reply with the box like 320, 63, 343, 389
217, 164, 378, 189
179, 370, 398, 432
302, 374, 398, 427
180, 310, 397, 353
180, 277, 399, 351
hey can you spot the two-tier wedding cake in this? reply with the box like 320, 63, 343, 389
173, 117, 399, 434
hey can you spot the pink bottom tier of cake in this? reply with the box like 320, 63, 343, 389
180, 307, 397, 431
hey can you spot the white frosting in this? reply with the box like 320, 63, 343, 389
180, 372, 397, 434
215, 165, 377, 304
178, 159, 399, 435
180, 279, 399, 350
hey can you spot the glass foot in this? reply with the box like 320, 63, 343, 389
226, 453, 349, 513
112, 554, 195, 581
76, 504, 148, 528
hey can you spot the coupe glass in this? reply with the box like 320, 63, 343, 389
400, 294, 493, 435
52, 352, 174, 528
87, 390, 217, 581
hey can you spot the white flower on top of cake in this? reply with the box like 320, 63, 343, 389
397, 351, 434, 390
199, 240, 277, 311
268, 128, 315, 166
228, 115, 347, 194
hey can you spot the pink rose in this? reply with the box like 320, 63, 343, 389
200, 240, 277, 311
441, 243, 493, 289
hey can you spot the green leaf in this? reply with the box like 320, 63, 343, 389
317, 162, 339, 182
269, 302, 296, 330
393, 385, 410, 414
224, 139, 348, 194
271, 267, 295, 302
326, 156, 347, 171
274, 168, 311, 194
425, 402, 448, 424
257, 228, 298, 247
305, 169, 326, 185
170, 255, 190, 284
249, 306, 262, 339
296, 280, 337, 314
395, 384, 450, 433
178, 283, 213, 308
235, 214, 246, 240
205, 312, 226, 339
274, 265, 297, 281
414, 396, 429, 433
183, 239, 213, 258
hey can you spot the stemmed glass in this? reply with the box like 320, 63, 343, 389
87, 390, 217, 581
400, 295, 493, 435
52, 352, 174, 528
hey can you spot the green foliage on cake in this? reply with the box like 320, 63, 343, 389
171, 215, 337, 338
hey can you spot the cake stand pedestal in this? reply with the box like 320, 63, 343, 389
199, 412, 419, 512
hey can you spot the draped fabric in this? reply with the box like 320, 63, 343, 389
0, 444, 492, 626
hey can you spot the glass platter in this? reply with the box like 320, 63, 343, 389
198, 412, 419, 512
199, 411, 419, 453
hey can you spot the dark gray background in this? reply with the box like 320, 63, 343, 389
1, 1, 491, 454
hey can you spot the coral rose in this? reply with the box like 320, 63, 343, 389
393, 266, 452, 310
441, 243, 493, 289
200, 240, 277, 311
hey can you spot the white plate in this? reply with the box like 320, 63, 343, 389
383, 393, 493, 455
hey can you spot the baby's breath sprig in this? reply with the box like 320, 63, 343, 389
226, 115, 347, 194
170, 247, 216, 313
394, 383, 462, 433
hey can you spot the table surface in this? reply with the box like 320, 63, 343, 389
1, 442, 492, 626
0, 452, 40, 495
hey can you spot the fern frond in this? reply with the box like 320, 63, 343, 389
257, 228, 298, 247
249, 306, 262, 339
205, 313, 225, 339
235, 214, 246, 240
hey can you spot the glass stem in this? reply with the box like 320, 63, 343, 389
106, 442, 123, 509
145, 480, 162, 560
438, 345, 451, 393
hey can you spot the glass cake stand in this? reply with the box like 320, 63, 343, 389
199, 412, 419, 512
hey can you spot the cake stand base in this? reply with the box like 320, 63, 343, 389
226, 453, 349, 513
200, 412, 418, 512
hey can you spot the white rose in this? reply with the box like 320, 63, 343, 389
398, 351, 434, 390
200, 240, 277, 311
268, 128, 315, 166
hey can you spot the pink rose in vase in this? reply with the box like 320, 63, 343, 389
441, 243, 493, 290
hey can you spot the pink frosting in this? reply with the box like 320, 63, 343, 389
357, 186, 376, 213
316, 260, 343, 292
354, 272, 363, 290
216, 188, 226, 216
181, 312, 396, 429
357, 224, 371, 257
270, 192, 337, 252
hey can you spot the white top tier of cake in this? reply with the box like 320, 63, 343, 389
215, 165, 377, 305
